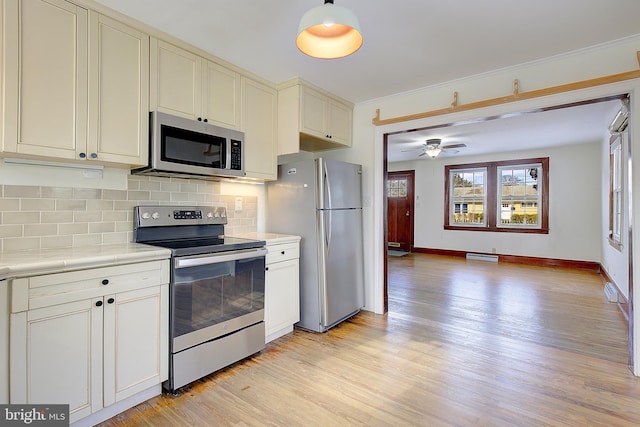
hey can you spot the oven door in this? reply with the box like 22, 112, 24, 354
171, 247, 267, 353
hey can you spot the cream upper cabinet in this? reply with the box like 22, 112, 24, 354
203, 60, 241, 130
1, 0, 148, 167
87, 12, 149, 166
2, 0, 88, 160
300, 86, 351, 146
150, 38, 241, 130
278, 78, 353, 155
241, 76, 277, 180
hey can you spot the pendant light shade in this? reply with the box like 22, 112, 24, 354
296, 0, 362, 59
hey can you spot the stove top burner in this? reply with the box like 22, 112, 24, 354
143, 236, 265, 257
133, 206, 265, 257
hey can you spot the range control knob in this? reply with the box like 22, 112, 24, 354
151, 212, 160, 220
206, 211, 214, 219
141, 212, 151, 220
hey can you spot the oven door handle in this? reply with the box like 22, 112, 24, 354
174, 247, 267, 269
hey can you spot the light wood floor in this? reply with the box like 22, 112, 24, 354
99, 254, 640, 426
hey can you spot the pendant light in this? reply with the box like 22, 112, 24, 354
296, 0, 363, 59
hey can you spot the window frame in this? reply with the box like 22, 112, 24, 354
608, 133, 624, 251
447, 167, 487, 227
444, 157, 549, 234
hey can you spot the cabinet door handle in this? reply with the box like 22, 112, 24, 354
265, 267, 269, 271
95, 300, 103, 307
203, 118, 208, 123
107, 297, 115, 304
90, 153, 98, 159
197, 117, 202, 121
281, 251, 285, 255
102, 279, 109, 285
79, 152, 86, 159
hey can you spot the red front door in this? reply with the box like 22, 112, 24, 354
387, 170, 415, 252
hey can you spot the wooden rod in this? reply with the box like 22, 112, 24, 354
372, 66, 640, 126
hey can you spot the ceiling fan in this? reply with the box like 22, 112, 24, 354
405, 138, 467, 158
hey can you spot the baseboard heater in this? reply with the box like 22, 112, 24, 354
466, 253, 499, 262
604, 282, 619, 303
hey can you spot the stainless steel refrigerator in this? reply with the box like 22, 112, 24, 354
267, 158, 365, 332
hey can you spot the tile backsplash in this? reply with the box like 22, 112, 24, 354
0, 175, 258, 252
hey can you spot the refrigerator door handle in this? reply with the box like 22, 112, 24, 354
326, 209, 332, 253
323, 159, 332, 210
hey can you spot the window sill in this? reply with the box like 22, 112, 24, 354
444, 225, 549, 234
608, 237, 623, 252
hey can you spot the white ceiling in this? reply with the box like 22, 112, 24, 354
386, 98, 624, 162
94, 0, 639, 160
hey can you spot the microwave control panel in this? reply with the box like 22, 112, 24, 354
230, 140, 242, 170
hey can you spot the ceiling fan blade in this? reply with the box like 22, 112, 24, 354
441, 143, 467, 150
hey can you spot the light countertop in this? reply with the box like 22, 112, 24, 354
0, 243, 171, 280
228, 232, 301, 245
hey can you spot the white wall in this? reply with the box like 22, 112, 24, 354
390, 141, 603, 262
347, 34, 640, 372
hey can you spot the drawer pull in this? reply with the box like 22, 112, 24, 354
95, 300, 103, 307
101, 279, 109, 285
107, 297, 115, 304
281, 251, 285, 255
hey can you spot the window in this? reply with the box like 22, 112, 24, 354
449, 169, 486, 226
609, 133, 624, 250
445, 157, 549, 233
387, 178, 407, 198
498, 164, 542, 227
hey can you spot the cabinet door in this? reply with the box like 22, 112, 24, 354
300, 86, 328, 139
241, 77, 277, 180
202, 61, 241, 129
103, 285, 168, 405
265, 258, 300, 338
10, 298, 103, 423
327, 100, 352, 146
150, 38, 201, 119
3, 0, 88, 159
87, 12, 149, 166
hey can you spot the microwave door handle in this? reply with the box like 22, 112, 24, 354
225, 138, 232, 170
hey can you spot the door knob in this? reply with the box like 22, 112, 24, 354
406, 211, 410, 216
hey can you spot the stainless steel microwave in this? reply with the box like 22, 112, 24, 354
133, 111, 245, 180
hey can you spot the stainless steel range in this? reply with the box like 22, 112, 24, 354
133, 205, 267, 392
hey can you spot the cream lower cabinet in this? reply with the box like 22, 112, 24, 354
2, 0, 149, 167
9, 260, 169, 424
265, 239, 300, 342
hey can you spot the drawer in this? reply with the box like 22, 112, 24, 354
266, 242, 299, 265
11, 260, 169, 312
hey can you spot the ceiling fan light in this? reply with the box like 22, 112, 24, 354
296, 1, 363, 59
425, 147, 442, 158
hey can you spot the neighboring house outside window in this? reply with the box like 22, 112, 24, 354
445, 157, 549, 234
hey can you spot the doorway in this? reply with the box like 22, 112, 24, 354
386, 170, 414, 253
381, 95, 633, 369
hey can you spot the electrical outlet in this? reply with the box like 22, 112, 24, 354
235, 197, 243, 211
